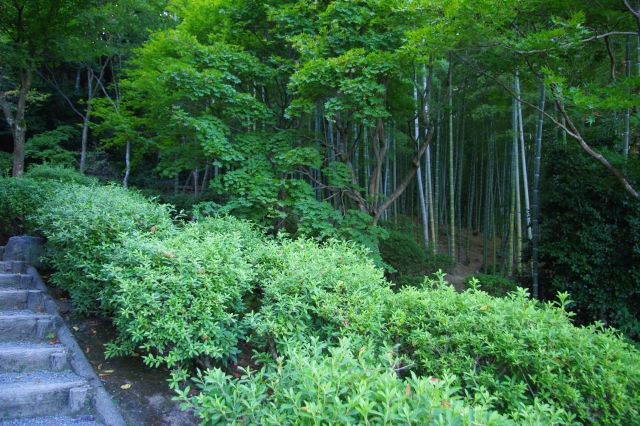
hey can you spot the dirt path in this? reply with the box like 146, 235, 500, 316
443, 229, 499, 290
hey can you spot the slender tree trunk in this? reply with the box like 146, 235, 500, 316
426, 146, 436, 252
201, 164, 210, 192
80, 67, 94, 173
637, 29, 640, 153
434, 109, 441, 245
123, 140, 131, 188
531, 82, 546, 299
513, 72, 523, 274
414, 71, 429, 247
514, 126, 523, 275
506, 89, 518, 277
193, 168, 200, 198
624, 35, 631, 158
448, 58, 456, 259
515, 71, 532, 240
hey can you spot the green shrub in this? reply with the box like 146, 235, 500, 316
387, 277, 640, 424
425, 252, 456, 273
380, 230, 454, 279
103, 217, 264, 368
32, 184, 174, 315
0, 177, 56, 240
0, 152, 11, 177
175, 338, 540, 425
465, 274, 520, 297
380, 230, 427, 276
24, 164, 99, 186
24, 125, 77, 167
251, 238, 392, 348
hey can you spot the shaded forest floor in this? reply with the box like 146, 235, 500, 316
435, 228, 498, 290
47, 284, 198, 426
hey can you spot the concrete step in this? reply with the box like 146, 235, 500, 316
0, 343, 68, 373
0, 274, 34, 290
0, 415, 101, 425
0, 290, 44, 311
0, 312, 57, 342
0, 372, 91, 420
0, 262, 26, 274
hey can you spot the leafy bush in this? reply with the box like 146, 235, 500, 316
25, 164, 99, 186
32, 184, 174, 314
465, 274, 520, 297
9, 177, 638, 424
380, 230, 454, 285
103, 217, 264, 368
387, 277, 640, 424
424, 252, 456, 273
251, 238, 392, 348
24, 125, 78, 167
175, 338, 529, 426
0, 177, 56, 240
0, 152, 11, 177
380, 230, 427, 276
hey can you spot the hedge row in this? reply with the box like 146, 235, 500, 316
1, 168, 639, 424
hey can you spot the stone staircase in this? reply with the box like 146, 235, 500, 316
0, 238, 125, 426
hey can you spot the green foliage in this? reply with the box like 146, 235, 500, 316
24, 164, 99, 186
380, 230, 426, 275
24, 125, 77, 167
0, 177, 55, 239
103, 217, 264, 368
465, 274, 520, 297
388, 279, 640, 424
540, 144, 640, 338
251, 238, 392, 347
176, 338, 517, 426
8, 178, 640, 424
0, 152, 11, 177
32, 184, 174, 315
380, 230, 454, 282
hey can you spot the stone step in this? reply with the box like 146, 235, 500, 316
0, 372, 91, 420
0, 290, 44, 311
0, 262, 27, 274
0, 343, 68, 373
0, 274, 34, 290
0, 312, 57, 342
0, 415, 101, 425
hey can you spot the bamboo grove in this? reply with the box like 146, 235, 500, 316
2, 0, 640, 332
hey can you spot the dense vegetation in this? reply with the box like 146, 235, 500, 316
2, 0, 640, 424
2, 170, 640, 424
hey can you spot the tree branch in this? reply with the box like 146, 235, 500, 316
514, 31, 639, 54
373, 125, 435, 224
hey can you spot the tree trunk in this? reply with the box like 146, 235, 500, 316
515, 71, 532, 240
414, 71, 429, 247
201, 164, 210, 192
3, 70, 33, 178
123, 140, 131, 188
12, 127, 27, 177
506, 88, 518, 277
447, 58, 456, 259
531, 82, 546, 299
80, 67, 94, 173
624, 35, 631, 158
